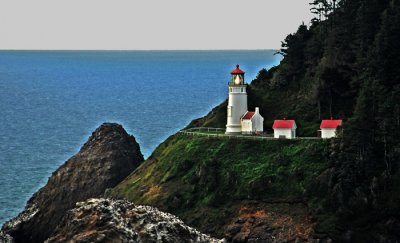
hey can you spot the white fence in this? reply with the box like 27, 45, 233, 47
179, 127, 321, 140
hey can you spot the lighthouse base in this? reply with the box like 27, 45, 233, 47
225, 124, 242, 135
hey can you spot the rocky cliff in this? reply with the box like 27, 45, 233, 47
2, 123, 144, 243
46, 198, 222, 243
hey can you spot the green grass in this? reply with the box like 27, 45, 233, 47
107, 135, 336, 236
109, 135, 333, 226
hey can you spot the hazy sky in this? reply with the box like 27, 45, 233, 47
0, 0, 314, 50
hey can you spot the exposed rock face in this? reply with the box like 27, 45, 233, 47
46, 198, 223, 243
224, 201, 320, 243
2, 123, 144, 243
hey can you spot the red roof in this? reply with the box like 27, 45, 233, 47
320, 119, 342, 129
242, 112, 255, 120
272, 120, 296, 129
231, 64, 245, 74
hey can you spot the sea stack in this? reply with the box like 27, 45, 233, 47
1, 123, 144, 243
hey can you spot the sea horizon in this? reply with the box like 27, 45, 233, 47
0, 48, 279, 52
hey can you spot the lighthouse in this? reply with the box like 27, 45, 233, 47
226, 65, 248, 134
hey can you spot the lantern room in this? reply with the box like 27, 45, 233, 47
230, 64, 245, 85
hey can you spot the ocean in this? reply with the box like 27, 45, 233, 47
0, 50, 281, 226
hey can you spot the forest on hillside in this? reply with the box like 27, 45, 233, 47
253, 0, 400, 241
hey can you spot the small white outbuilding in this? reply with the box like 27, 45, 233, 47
320, 119, 342, 138
241, 107, 264, 134
272, 119, 297, 139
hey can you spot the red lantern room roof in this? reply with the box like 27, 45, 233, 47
231, 64, 245, 75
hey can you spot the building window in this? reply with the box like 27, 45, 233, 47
241, 88, 243, 92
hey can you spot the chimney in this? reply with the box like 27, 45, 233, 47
255, 107, 259, 114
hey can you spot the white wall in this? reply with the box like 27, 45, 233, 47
241, 120, 252, 133
251, 113, 264, 132
321, 128, 337, 138
274, 128, 295, 139
226, 85, 247, 134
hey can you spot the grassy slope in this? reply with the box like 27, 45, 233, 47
109, 134, 332, 237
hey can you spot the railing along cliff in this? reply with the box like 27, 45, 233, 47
179, 127, 321, 140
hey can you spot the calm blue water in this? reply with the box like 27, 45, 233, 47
0, 50, 280, 226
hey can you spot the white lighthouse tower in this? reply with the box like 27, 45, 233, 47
226, 65, 248, 134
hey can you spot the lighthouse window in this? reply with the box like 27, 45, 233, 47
241, 88, 243, 92
228, 107, 232, 117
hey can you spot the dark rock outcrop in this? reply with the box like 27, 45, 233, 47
0, 231, 14, 243
223, 201, 317, 243
46, 198, 223, 243
2, 123, 143, 243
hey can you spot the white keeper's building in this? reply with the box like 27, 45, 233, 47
272, 119, 297, 139
241, 108, 264, 134
320, 119, 343, 138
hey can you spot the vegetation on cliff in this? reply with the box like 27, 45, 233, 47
112, 135, 331, 204
109, 135, 333, 241
112, 0, 400, 242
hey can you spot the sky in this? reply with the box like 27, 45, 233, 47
0, 0, 314, 50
